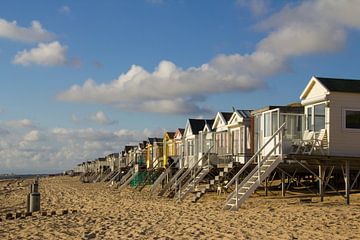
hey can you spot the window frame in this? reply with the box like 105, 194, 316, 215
343, 108, 360, 132
305, 102, 327, 132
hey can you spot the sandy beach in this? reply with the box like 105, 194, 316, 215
0, 176, 359, 239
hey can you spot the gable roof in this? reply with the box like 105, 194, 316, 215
228, 109, 252, 125
316, 77, 360, 93
174, 128, 185, 139
187, 119, 213, 135
167, 132, 175, 139
221, 112, 233, 122
212, 111, 233, 129
177, 128, 184, 135
236, 109, 251, 119
188, 119, 206, 134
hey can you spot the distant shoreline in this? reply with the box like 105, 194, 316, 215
0, 174, 49, 181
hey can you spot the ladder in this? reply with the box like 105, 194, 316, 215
224, 123, 286, 211
136, 157, 163, 191
117, 168, 138, 191
158, 167, 187, 197
107, 170, 121, 186
192, 162, 237, 203
150, 156, 182, 193
101, 170, 118, 183
117, 166, 135, 187
176, 165, 211, 202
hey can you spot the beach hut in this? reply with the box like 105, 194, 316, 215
105, 153, 120, 172
211, 112, 233, 157
300, 76, 360, 156
174, 128, 185, 165
183, 119, 213, 168
251, 104, 304, 157
198, 119, 215, 162
227, 110, 252, 163
163, 131, 176, 167
146, 138, 163, 169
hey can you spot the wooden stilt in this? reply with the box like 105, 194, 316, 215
319, 165, 324, 202
345, 160, 350, 205
265, 177, 268, 196
281, 171, 285, 197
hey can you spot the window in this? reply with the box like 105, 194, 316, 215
345, 110, 360, 129
264, 112, 271, 137
187, 140, 194, 156
271, 111, 278, 135
306, 103, 326, 132
264, 111, 278, 137
314, 104, 326, 131
306, 107, 312, 130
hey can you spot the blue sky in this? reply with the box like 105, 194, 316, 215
1, 0, 360, 173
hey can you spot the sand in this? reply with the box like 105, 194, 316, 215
0, 176, 359, 239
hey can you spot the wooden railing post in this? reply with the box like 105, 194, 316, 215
235, 177, 238, 209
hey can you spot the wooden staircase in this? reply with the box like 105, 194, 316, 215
135, 157, 163, 191
176, 166, 211, 202
224, 123, 286, 211
117, 167, 137, 191
101, 170, 119, 183
150, 157, 182, 193
192, 162, 238, 203
173, 147, 214, 202
158, 167, 187, 197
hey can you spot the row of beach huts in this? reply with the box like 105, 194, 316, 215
73, 76, 360, 210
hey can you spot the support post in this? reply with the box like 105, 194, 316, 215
281, 171, 285, 197
345, 160, 350, 205
265, 177, 268, 197
319, 165, 324, 202
235, 177, 238, 209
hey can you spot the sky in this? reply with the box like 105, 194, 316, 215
1, 0, 360, 174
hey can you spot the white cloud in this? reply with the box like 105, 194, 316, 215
23, 130, 42, 142
13, 41, 67, 66
0, 121, 163, 174
4, 119, 34, 128
90, 111, 117, 125
59, 5, 71, 14
58, 0, 360, 114
237, 0, 269, 16
0, 18, 54, 43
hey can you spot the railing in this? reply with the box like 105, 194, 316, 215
174, 146, 214, 193
225, 122, 286, 189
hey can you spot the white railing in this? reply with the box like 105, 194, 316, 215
225, 122, 286, 189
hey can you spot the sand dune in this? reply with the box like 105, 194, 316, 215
0, 176, 359, 239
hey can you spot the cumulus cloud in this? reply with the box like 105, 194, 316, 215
90, 111, 117, 125
0, 18, 54, 43
23, 130, 42, 142
13, 41, 67, 66
58, 0, 360, 114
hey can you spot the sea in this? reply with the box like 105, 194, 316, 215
0, 174, 49, 181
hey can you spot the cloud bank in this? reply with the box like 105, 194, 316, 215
0, 119, 161, 174
58, 0, 360, 114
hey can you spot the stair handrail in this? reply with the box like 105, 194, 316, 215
225, 122, 286, 189
174, 146, 214, 187
151, 156, 163, 170
225, 141, 281, 202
